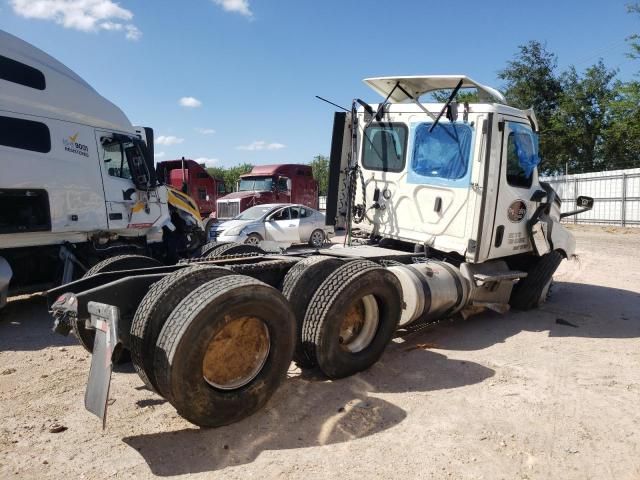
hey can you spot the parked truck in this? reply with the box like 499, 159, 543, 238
49, 74, 594, 429
157, 158, 226, 232
0, 30, 205, 309
215, 164, 319, 221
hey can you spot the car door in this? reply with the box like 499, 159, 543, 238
264, 207, 300, 243
487, 119, 540, 259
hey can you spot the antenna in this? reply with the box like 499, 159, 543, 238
315, 95, 349, 112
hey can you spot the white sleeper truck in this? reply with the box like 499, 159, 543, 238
48, 74, 593, 428
0, 31, 205, 309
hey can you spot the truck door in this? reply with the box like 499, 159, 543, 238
96, 131, 163, 231
487, 119, 540, 259
264, 206, 300, 243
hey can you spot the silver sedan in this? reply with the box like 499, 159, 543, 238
211, 203, 334, 248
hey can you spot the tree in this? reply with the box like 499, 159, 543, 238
627, 2, 640, 62
550, 61, 618, 173
206, 163, 253, 193
497, 41, 563, 170
310, 154, 329, 196
601, 80, 640, 170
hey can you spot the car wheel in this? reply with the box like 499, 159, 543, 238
244, 233, 263, 246
309, 229, 325, 248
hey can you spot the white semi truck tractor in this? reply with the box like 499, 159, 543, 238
48, 74, 593, 428
0, 30, 207, 311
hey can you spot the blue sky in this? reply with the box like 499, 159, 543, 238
1, 0, 638, 167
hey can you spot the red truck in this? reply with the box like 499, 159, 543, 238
216, 164, 318, 220
157, 158, 226, 229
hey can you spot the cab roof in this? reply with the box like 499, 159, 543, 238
0, 30, 134, 133
364, 75, 507, 104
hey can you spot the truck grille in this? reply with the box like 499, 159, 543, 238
217, 201, 240, 219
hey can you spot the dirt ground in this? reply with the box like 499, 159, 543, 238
1, 225, 639, 480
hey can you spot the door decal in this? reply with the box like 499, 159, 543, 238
507, 200, 527, 223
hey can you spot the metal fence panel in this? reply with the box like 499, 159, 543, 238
541, 167, 640, 227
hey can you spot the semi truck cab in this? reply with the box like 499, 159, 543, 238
215, 164, 318, 220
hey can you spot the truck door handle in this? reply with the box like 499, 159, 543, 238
434, 197, 442, 213
109, 213, 123, 220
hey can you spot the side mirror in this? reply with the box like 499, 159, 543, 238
560, 195, 594, 218
576, 195, 594, 210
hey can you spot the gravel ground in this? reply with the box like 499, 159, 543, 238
1, 225, 639, 479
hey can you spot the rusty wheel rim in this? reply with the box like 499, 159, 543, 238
202, 316, 270, 390
338, 294, 379, 353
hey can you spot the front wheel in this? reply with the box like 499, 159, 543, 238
509, 251, 563, 310
244, 233, 263, 246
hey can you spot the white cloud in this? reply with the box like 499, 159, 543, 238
194, 157, 219, 167
155, 136, 184, 146
212, 0, 252, 17
179, 97, 202, 108
195, 128, 216, 135
10, 0, 141, 40
236, 141, 286, 151
154, 151, 165, 159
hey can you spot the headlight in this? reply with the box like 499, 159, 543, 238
224, 225, 245, 236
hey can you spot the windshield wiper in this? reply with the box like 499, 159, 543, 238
429, 79, 464, 133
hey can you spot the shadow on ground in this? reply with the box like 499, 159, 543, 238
421, 282, 640, 352
0, 296, 77, 351
123, 347, 493, 475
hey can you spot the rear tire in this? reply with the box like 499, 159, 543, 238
198, 241, 230, 258
73, 254, 162, 362
154, 275, 296, 427
281, 256, 346, 367
308, 229, 326, 248
301, 259, 402, 379
509, 250, 563, 310
205, 242, 265, 258
130, 265, 235, 395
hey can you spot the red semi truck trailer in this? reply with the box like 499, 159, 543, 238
215, 164, 319, 220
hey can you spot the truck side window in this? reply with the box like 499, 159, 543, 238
198, 188, 207, 200
102, 140, 133, 181
0, 115, 50, 153
506, 124, 539, 189
362, 123, 407, 173
278, 177, 289, 192
410, 123, 472, 181
217, 183, 226, 195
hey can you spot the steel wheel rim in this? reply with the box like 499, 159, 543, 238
338, 294, 379, 353
202, 316, 270, 390
311, 230, 324, 247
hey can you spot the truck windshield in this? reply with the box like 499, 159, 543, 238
234, 205, 275, 220
238, 177, 273, 192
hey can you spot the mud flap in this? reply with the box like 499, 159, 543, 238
85, 301, 120, 429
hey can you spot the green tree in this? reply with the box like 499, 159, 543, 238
497, 41, 563, 170
310, 154, 329, 196
551, 61, 618, 173
627, 2, 640, 62
602, 80, 640, 169
206, 163, 253, 193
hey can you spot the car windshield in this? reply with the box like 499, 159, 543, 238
234, 205, 275, 220
238, 176, 273, 192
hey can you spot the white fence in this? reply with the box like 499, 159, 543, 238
319, 195, 327, 211
541, 167, 640, 227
